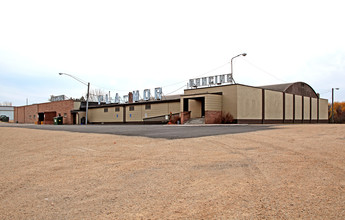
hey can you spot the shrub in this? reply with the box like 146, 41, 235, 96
221, 112, 234, 124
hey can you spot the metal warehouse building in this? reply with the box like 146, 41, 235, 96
0, 106, 14, 122
14, 81, 329, 125
180, 82, 328, 124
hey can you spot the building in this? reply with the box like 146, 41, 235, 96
14, 81, 329, 125
14, 100, 82, 124
87, 95, 180, 124
181, 82, 328, 124
0, 106, 14, 122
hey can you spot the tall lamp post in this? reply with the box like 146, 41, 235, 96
331, 87, 339, 123
59, 73, 90, 125
231, 53, 247, 84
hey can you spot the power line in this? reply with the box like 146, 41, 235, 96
242, 58, 287, 83
85, 61, 230, 97
161, 61, 230, 88
165, 84, 186, 95
319, 91, 331, 95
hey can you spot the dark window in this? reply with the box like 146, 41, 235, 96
129, 106, 134, 111
115, 107, 120, 112
145, 104, 151, 110
104, 108, 108, 113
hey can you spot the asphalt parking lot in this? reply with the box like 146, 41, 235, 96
0, 123, 275, 139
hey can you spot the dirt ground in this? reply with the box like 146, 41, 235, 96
0, 124, 344, 219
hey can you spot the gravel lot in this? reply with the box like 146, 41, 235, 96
0, 124, 344, 219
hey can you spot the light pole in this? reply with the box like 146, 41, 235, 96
331, 87, 339, 123
231, 53, 247, 84
59, 73, 90, 125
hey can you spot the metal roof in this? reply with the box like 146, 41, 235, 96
260, 82, 318, 98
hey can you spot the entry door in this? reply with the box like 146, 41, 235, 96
72, 113, 76, 124
199, 97, 205, 117
38, 113, 44, 122
183, 99, 189, 112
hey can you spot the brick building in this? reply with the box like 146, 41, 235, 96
14, 100, 82, 124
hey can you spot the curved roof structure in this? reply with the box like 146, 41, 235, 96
260, 82, 319, 98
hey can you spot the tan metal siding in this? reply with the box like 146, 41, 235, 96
265, 90, 283, 120
77, 112, 86, 124
311, 98, 317, 120
180, 98, 184, 112
295, 95, 302, 120
285, 93, 293, 120
114, 107, 124, 122
304, 97, 310, 120
205, 95, 222, 111
88, 107, 123, 123
319, 99, 328, 120
168, 102, 180, 114
126, 105, 143, 122
184, 85, 237, 118
237, 86, 262, 120
189, 99, 202, 118
142, 102, 179, 119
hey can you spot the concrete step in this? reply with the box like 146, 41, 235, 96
185, 117, 205, 124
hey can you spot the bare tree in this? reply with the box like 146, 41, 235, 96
88, 89, 106, 102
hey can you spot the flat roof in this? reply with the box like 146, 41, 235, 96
88, 95, 181, 109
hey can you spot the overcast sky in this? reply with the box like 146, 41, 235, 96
1, 0, 344, 106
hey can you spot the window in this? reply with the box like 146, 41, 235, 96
64, 113, 67, 118
33, 115, 36, 119
129, 106, 134, 111
115, 107, 120, 112
104, 108, 108, 113
145, 104, 151, 110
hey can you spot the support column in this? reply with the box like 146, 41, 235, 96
317, 97, 319, 123
283, 92, 286, 123
293, 94, 295, 123
301, 96, 304, 123
310, 97, 312, 123
262, 89, 265, 124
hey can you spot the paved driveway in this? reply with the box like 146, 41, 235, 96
0, 123, 275, 139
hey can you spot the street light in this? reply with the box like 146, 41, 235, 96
231, 53, 247, 84
331, 87, 339, 123
59, 73, 90, 125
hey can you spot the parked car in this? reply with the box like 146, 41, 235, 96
0, 115, 9, 122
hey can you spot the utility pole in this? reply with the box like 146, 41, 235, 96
85, 82, 90, 125
331, 88, 339, 123
59, 73, 90, 125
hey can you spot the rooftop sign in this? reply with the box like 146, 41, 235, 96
188, 74, 234, 89
113, 87, 163, 104
50, 95, 66, 102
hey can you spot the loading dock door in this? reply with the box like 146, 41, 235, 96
38, 113, 44, 122
44, 111, 56, 124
